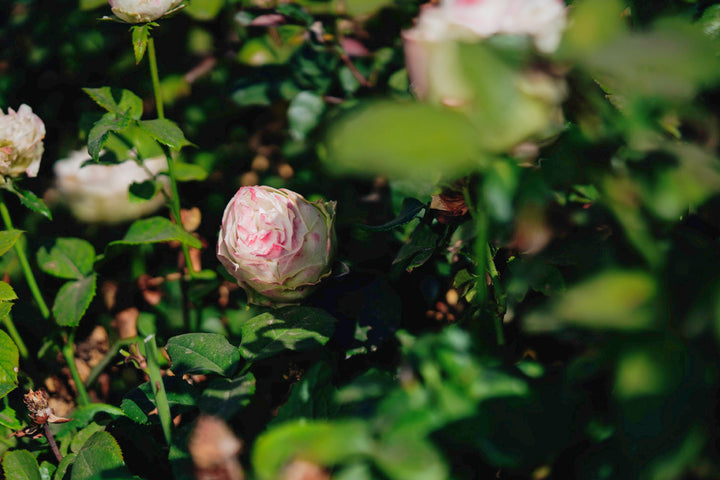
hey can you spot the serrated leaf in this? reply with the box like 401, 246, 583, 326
166, 333, 240, 377
108, 217, 201, 249
37, 238, 96, 280
70, 422, 106, 454
173, 162, 208, 182
71, 431, 129, 480
52, 275, 97, 327
53, 454, 76, 480
0, 302, 10, 320
3, 450, 41, 480
131, 25, 151, 64
238, 307, 338, 362
0, 330, 18, 400
0, 230, 22, 256
83, 87, 143, 120
198, 373, 256, 419
0, 282, 17, 302
4, 183, 51, 219
139, 119, 190, 150
0, 404, 22, 430
360, 198, 425, 231
88, 112, 133, 160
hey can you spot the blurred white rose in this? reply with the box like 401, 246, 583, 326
108, 0, 184, 23
54, 150, 169, 224
0, 104, 45, 181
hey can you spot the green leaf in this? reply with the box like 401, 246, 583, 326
131, 25, 151, 64
238, 307, 338, 362
138, 119, 190, 150
0, 230, 22, 256
0, 302, 10, 321
0, 282, 17, 302
128, 180, 161, 202
83, 87, 143, 120
360, 198, 425, 231
52, 275, 97, 327
71, 431, 130, 480
198, 373, 256, 419
4, 183, 52, 219
121, 377, 198, 424
184, 0, 224, 20
393, 222, 439, 272
108, 217, 202, 249
53, 454, 76, 480
252, 420, 373, 480
88, 112, 133, 161
373, 436, 448, 480
70, 422, 106, 454
0, 404, 23, 430
37, 238, 96, 280
79, 0, 106, 9
39, 461, 56, 480
277, 4, 314, 25
526, 270, 657, 332
173, 162, 208, 182
0, 330, 19, 399
3, 450, 41, 480
324, 101, 486, 181
288, 91, 326, 141
52, 404, 126, 439
165, 333, 240, 377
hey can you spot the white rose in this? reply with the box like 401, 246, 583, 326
108, 0, 184, 23
0, 104, 45, 180
54, 150, 169, 224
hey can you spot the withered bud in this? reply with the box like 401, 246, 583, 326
189, 415, 244, 480
24, 389, 71, 425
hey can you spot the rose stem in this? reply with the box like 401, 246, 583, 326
44, 424, 62, 462
147, 36, 196, 279
144, 333, 172, 445
0, 192, 44, 357
61, 332, 91, 406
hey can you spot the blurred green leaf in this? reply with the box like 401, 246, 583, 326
52, 274, 97, 327
37, 237, 96, 280
238, 307, 338, 362
288, 91, 325, 141
273, 363, 340, 425
128, 180, 161, 202
393, 223, 438, 272
108, 217, 202, 249
166, 333, 240, 377
277, 4, 313, 25
173, 162, 208, 182
184, 0, 224, 21
79, 0, 106, 10
0, 281, 17, 302
3, 450, 41, 480
0, 330, 18, 400
561, 0, 627, 54
373, 436, 448, 480
324, 101, 486, 180
252, 420, 373, 480
0, 230, 22, 257
38, 461, 55, 480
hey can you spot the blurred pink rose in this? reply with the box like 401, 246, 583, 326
0, 105, 45, 181
108, 0, 183, 23
217, 186, 336, 306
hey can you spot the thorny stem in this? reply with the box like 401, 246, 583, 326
62, 333, 91, 406
147, 36, 197, 279
144, 334, 172, 445
44, 424, 62, 462
0, 192, 50, 322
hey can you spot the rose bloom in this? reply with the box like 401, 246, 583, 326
108, 0, 183, 23
54, 150, 169, 224
403, 0, 567, 150
0, 105, 45, 181
217, 186, 336, 306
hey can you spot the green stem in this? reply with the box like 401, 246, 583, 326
1, 315, 28, 360
0, 193, 50, 320
144, 334, 172, 445
486, 246, 505, 347
62, 333, 91, 406
147, 36, 196, 278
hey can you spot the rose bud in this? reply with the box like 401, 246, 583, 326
0, 104, 45, 182
108, 0, 184, 24
54, 149, 169, 224
217, 186, 336, 306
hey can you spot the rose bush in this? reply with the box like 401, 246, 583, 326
0, 104, 45, 181
217, 185, 336, 306
108, 0, 183, 23
53, 150, 168, 224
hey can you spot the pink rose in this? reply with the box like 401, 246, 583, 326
217, 186, 336, 306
